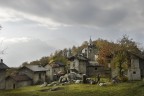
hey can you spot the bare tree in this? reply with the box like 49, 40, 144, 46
0, 25, 7, 57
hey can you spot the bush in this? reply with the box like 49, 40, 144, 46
118, 76, 128, 82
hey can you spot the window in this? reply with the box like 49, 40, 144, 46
13, 84, 15, 89
39, 73, 41, 79
133, 71, 136, 74
95, 68, 97, 70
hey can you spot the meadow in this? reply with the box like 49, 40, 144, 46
0, 81, 144, 96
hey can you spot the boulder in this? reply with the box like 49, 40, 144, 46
40, 82, 47, 87
50, 87, 60, 91
75, 80, 82, 84
90, 80, 96, 85
99, 83, 106, 86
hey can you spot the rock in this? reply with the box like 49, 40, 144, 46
50, 87, 60, 91
47, 83, 53, 87
99, 83, 107, 86
90, 80, 96, 84
58, 72, 83, 84
62, 77, 68, 82
47, 81, 59, 86
59, 76, 64, 83
75, 80, 82, 84
40, 82, 47, 87
59, 75, 69, 83
53, 84, 59, 86
60, 83, 65, 86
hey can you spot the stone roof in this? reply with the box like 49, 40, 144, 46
129, 52, 144, 60
6, 74, 32, 82
50, 62, 65, 68
0, 59, 9, 70
68, 55, 88, 61
24, 65, 47, 72
88, 63, 103, 67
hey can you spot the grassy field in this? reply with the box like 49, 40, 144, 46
0, 81, 144, 96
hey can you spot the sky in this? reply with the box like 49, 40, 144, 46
0, 0, 144, 67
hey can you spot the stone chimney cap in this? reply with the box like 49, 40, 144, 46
0, 59, 3, 63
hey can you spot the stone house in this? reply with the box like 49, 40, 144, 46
0, 59, 9, 89
87, 63, 106, 77
68, 55, 89, 75
81, 38, 98, 61
127, 53, 144, 80
68, 55, 106, 77
5, 74, 32, 89
68, 38, 106, 77
45, 62, 65, 82
19, 65, 47, 84
111, 52, 144, 80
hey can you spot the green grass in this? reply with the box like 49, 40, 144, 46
0, 81, 144, 96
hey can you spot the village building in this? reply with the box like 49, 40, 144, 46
5, 74, 32, 89
68, 55, 89, 75
68, 38, 107, 77
87, 63, 105, 76
81, 37, 98, 61
45, 62, 65, 82
127, 53, 144, 80
0, 59, 9, 89
111, 52, 144, 80
19, 65, 47, 84
68, 54, 108, 77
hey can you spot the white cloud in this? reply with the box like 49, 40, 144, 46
1, 38, 55, 67
0, 8, 22, 22
0, 37, 31, 43
0, 7, 68, 30
1, 0, 144, 67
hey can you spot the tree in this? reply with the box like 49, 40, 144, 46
111, 50, 130, 77
39, 56, 49, 66
0, 26, 7, 56
29, 60, 40, 65
118, 35, 140, 53
71, 45, 78, 55
96, 39, 116, 67
21, 62, 29, 67
111, 35, 140, 77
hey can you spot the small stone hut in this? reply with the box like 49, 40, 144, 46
5, 74, 32, 89
0, 59, 9, 89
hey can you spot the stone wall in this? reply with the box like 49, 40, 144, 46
0, 70, 6, 89
19, 68, 46, 84
79, 61, 87, 74
128, 68, 141, 80
87, 66, 109, 77
19, 67, 33, 80
6, 78, 32, 89
70, 59, 79, 72
45, 65, 53, 82
33, 71, 46, 84
45, 65, 65, 82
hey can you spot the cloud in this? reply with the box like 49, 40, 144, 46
0, 0, 131, 27
0, 0, 144, 31
0, 8, 22, 22
1, 0, 144, 67
1, 37, 55, 67
0, 37, 30, 43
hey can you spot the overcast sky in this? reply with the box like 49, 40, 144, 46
0, 0, 144, 67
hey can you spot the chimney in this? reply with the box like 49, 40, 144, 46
0, 59, 3, 63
